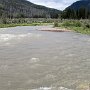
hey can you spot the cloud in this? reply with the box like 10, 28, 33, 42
28, 0, 78, 10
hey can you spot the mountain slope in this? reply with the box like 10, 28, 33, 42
61, 0, 90, 19
66, 0, 90, 11
0, 0, 61, 18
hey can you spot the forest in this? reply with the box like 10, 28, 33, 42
61, 0, 90, 19
61, 7, 90, 19
0, 0, 60, 19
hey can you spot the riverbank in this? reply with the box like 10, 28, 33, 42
54, 20, 90, 35
0, 23, 52, 28
0, 19, 90, 35
0, 21, 72, 32
39, 27, 71, 32
0, 18, 60, 28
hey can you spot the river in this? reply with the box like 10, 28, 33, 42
0, 26, 90, 90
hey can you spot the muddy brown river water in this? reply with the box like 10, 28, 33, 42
0, 26, 90, 90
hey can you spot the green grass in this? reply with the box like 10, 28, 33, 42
0, 18, 57, 28
0, 18, 90, 35
56, 20, 90, 35
0, 23, 52, 28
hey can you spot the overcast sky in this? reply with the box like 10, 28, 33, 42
27, 0, 78, 10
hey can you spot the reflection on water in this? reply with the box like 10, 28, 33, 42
0, 26, 90, 90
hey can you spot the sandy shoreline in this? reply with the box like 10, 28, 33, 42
38, 27, 71, 32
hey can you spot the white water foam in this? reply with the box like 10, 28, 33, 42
32, 87, 52, 90
0, 33, 42, 43
32, 86, 73, 90
29, 58, 40, 63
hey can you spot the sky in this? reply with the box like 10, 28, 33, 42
28, 0, 79, 10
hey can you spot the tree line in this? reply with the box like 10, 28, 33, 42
0, 0, 60, 19
61, 7, 90, 19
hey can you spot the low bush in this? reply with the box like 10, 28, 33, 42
85, 23, 90, 28
62, 20, 82, 27
54, 22, 59, 27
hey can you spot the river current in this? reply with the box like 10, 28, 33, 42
0, 26, 90, 90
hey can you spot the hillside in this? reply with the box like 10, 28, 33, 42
67, 0, 90, 11
61, 0, 90, 19
0, 0, 61, 18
